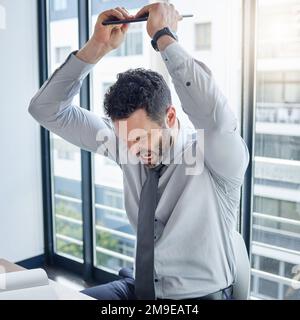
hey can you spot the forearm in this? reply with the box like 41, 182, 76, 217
157, 35, 176, 52
28, 50, 119, 158
76, 37, 111, 64
160, 41, 249, 179
29, 52, 94, 123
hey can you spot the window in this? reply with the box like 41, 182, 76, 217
90, 3, 146, 275
257, 71, 300, 104
55, 46, 72, 64
195, 22, 212, 51
54, 0, 68, 11
57, 149, 75, 161
254, 135, 300, 160
108, 23, 143, 57
42, 1, 300, 294
102, 82, 113, 96
251, 255, 300, 299
48, 0, 83, 261
89, 0, 242, 275
41, 0, 243, 282
257, 1, 300, 59
250, 0, 300, 300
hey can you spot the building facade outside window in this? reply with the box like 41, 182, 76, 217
251, 0, 300, 300
195, 22, 212, 51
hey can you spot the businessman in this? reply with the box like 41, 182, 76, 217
28, 3, 249, 300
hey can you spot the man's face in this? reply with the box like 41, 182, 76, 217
113, 107, 177, 167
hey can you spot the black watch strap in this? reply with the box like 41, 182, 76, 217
151, 27, 178, 51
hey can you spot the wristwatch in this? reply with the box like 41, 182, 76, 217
151, 27, 178, 51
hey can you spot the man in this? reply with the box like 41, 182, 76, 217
28, 3, 249, 300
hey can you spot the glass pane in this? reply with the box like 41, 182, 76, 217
91, 0, 148, 274
90, 0, 242, 274
48, 0, 83, 261
251, 0, 300, 300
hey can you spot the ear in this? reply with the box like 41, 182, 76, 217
165, 106, 177, 128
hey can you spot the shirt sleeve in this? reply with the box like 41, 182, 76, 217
28, 51, 119, 163
160, 42, 249, 187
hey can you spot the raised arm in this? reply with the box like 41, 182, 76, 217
159, 42, 249, 181
136, 3, 249, 183
28, 8, 133, 162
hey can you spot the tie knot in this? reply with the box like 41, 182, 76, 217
150, 163, 166, 177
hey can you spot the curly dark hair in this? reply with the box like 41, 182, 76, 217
103, 68, 172, 125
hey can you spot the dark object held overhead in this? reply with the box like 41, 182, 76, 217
102, 14, 193, 25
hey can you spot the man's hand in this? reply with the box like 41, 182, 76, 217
76, 7, 133, 64
135, 2, 182, 50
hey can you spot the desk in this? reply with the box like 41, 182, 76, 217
0, 259, 95, 300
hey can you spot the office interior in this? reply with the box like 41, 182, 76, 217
0, 0, 299, 300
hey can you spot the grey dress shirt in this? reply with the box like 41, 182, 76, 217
28, 41, 249, 299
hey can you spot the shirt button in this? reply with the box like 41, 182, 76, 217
155, 218, 158, 222
186, 81, 191, 86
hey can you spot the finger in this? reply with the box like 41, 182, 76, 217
122, 6, 134, 18
176, 10, 183, 21
121, 7, 129, 13
101, 9, 125, 23
121, 23, 129, 33
135, 4, 153, 18
115, 6, 132, 19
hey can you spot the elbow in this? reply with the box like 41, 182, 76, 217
28, 98, 46, 124
28, 99, 39, 119
28, 94, 47, 121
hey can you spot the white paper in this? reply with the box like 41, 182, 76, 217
0, 269, 48, 292
0, 285, 58, 300
0, 268, 95, 300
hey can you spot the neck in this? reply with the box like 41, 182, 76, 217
151, 118, 180, 167
170, 118, 180, 148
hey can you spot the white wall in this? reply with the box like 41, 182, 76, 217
0, 0, 44, 262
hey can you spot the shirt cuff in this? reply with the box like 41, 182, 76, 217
160, 42, 191, 72
56, 50, 95, 80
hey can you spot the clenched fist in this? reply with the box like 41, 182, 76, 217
76, 7, 133, 64
135, 2, 182, 38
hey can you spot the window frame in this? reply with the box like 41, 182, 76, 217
38, 0, 256, 284
240, 0, 256, 253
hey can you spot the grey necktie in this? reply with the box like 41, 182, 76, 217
135, 163, 165, 300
